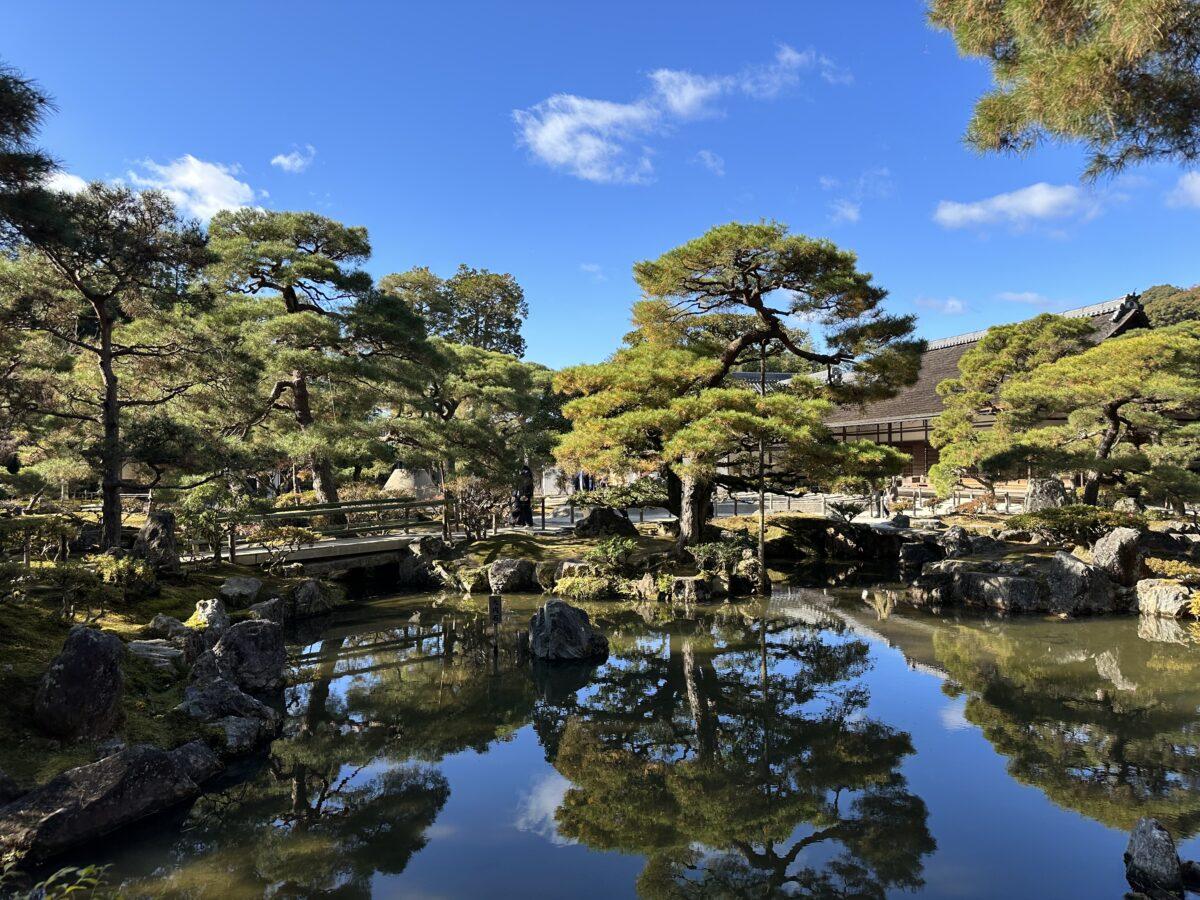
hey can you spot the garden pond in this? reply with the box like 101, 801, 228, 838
62, 575, 1200, 898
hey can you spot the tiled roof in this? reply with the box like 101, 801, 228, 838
825, 296, 1147, 428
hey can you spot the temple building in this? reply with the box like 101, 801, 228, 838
824, 295, 1150, 487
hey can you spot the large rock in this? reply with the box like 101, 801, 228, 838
1125, 818, 1184, 899
190, 598, 230, 634
147, 614, 204, 664
126, 639, 187, 673
132, 509, 181, 575
0, 743, 220, 864
177, 676, 279, 725
669, 575, 711, 605
528, 600, 609, 662
33, 626, 124, 740
218, 575, 263, 607
1136, 579, 1193, 618
630, 572, 664, 603
1042, 551, 1121, 614
956, 572, 1042, 613
1092, 527, 1144, 587
534, 560, 564, 592
573, 507, 638, 538
899, 539, 943, 573
1025, 477, 1071, 512
208, 620, 286, 694
291, 578, 334, 618
1138, 615, 1192, 645
397, 545, 440, 589
488, 558, 536, 594
248, 597, 285, 624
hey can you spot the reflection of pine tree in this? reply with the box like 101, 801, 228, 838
539, 611, 935, 898
934, 622, 1200, 836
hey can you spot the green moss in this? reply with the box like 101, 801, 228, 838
457, 532, 672, 568
555, 575, 618, 601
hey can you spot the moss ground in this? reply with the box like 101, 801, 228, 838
0, 563, 299, 786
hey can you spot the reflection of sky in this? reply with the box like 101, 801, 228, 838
513, 772, 574, 845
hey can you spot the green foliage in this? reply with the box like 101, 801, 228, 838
1141, 284, 1200, 327
584, 537, 638, 577
87, 553, 156, 602
243, 524, 320, 574
380, 264, 529, 357
1006, 505, 1146, 544
555, 574, 616, 602
930, 313, 1096, 496
0, 862, 113, 899
572, 478, 668, 510
687, 538, 749, 575
0, 61, 55, 244
930, 0, 1200, 176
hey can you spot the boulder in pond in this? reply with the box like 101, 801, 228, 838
33, 626, 124, 740
573, 507, 638, 538
488, 558, 536, 594
176, 676, 280, 729
209, 620, 286, 694
669, 575, 711, 605
1042, 551, 1121, 614
1137, 615, 1192, 645
1136, 579, 1193, 618
217, 715, 277, 754
0, 742, 220, 864
535, 560, 564, 592
528, 600, 609, 662
132, 509, 181, 575
218, 575, 263, 607
291, 578, 335, 618
1091, 526, 1144, 587
630, 571, 664, 603
1025, 476, 1071, 512
1124, 817, 1184, 899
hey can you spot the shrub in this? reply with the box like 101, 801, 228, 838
954, 493, 997, 515
88, 553, 156, 603
1145, 557, 1200, 583
688, 539, 749, 576
827, 500, 866, 523
243, 524, 320, 574
1006, 505, 1146, 544
584, 537, 639, 576
890, 498, 913, 513
555, 575, 616, 602
573, 478, 668, 511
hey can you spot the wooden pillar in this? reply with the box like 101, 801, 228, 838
540, 497, 546, 530
228, 525, 237, 564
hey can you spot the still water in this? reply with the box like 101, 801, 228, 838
90, 582, 1200, 898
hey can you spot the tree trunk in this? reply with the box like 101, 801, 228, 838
99, 319, 123, 550
292, 369, 345, 522
1082, 405, 1124, 505
677, 471, 712, 549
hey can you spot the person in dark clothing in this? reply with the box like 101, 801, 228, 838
516, 466, 535, 527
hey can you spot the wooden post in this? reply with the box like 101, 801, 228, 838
733, 496, 739, 516
787, 495, 792, 511
22, 529, 31, 567
228, 525, 237, 564
639, 506, 644, 523
540, 497, 546, 530
1004, 492, 1010, 514
570, 501, 575, 524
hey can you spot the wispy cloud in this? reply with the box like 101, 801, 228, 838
128, 155, 260, 221
514, 773, 574, 846
829, 199, 860, 224
996, 290, 1053, 305
270, 144, 316, 174
693, 149, 725, 176
1167, 172, 1200, 208
934, 182, 1101, 230
821, 166, 890, 224
580, 262, 606, 281
514, 44, 848, 184
916, 296, 966, 314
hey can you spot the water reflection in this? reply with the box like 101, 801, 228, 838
106, 597, 934, 897
534, 605, 935, 898
823, 592, 1200, 839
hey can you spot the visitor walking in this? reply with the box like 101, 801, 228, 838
515, 465, 535, 527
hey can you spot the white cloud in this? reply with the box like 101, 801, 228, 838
1167, 172, 1200, 208
580, 262, 606, 281
514, 773, 574, 846
128, 155, 259, 221
819, 56, 854, 86
270, 144, 316, 174
934, 182, 1100, 229
818, 175, 840, 191
693, 149, 725, 176
829, 198, 860, 224
996, 290, 1053, 305
43, 171, 88, 194
514, 44, 846, 184
916, 296, 966, 314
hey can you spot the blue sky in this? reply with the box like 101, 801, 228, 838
7, 1, 1199, 367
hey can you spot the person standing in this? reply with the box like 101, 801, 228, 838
516, 466, 535, 527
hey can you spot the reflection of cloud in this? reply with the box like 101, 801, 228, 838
423, 823, 458, 840
514, 772, 574, 845
939, 697, 971, 732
